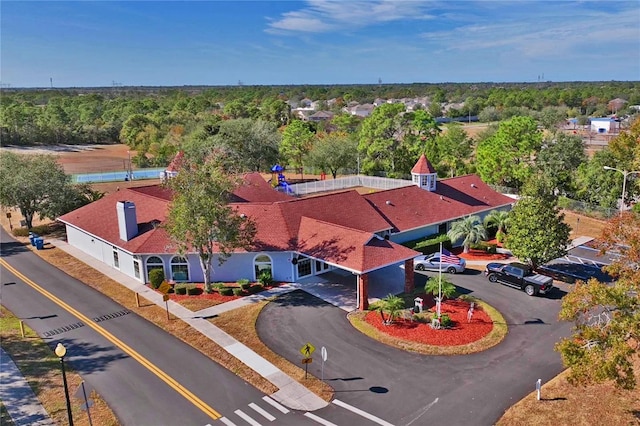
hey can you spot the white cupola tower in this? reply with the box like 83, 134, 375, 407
411, 154, 437, 191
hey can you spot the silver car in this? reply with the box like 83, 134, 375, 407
414, 254, 466, 274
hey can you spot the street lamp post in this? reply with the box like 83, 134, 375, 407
55, 343, 74, 426
603, 166, 640, 214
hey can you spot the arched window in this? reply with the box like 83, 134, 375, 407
254, 254, 273, 281
146, 256, 164, 280
171, 256, 189, 281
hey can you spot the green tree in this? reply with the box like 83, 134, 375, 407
483, 209, 510, 243
260, 98, 291, 126
424, 276, 457, 300
307, 132, 358, 178
507, 178, 571, 268
357, 103, 407, 176
373, 294, 405, 325
436, 123, 474, 177
574, 150, 623, 208
447, 215, 487, 253
164, 160, 257, 293
536, 133, 587, 195
555, 212, 640, 390
0, 152, 91, 229
280, 120, 314, 179
476, 116, 543, 190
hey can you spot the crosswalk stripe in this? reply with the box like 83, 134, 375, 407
249, 403, 276, 421
333, 399, 395, 426
304, 412, 338, 426
234, 409, 263, 426
262, 396, 289, 414
218, 418, 236, 426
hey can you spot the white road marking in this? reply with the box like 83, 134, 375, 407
218, 418, 237, 426
249, 402, 276, 421
304, 412, 338, 426
405, 398, 439, 426
234, 409, 262, 426
332, 399, 395, 426
262, 396, 289, 414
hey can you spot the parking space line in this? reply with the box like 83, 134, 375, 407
218, 418, 237, 426
262, 396, 289, 414
333, 399, 394, 426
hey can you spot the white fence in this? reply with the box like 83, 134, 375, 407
283, 175, 414, 196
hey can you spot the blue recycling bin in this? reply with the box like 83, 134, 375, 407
34, 237, 44, 250
29, 233, 39, 246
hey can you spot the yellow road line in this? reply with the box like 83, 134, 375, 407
0, 258, 221, 420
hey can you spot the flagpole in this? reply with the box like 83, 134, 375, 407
438, 242, 442, 318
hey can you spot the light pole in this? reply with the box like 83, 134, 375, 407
55, 343, 74, 426
603, 166, 640, 214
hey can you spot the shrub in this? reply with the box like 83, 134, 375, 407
440, 313, 453, 328
13, 224, 53, 237
219, 287, 234, 296
413, 312, 431, 323
403, 233, 452, 255
212, 282, 225, 292
149, 269, 165, 289
232, 287, 244, 296
186, 286, 201, 296
258, 271, 273, 286
249, 283, 264, 294
237, 278, 251, 290
175, 285, 187, 295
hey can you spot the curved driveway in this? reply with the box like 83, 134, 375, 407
257, 270, 573, 425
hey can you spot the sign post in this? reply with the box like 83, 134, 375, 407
6, 212, 12, 230
536, 378, 542, 401
158, 282, 172, 320
300, 343, 315, 379
321, 346, 328, 381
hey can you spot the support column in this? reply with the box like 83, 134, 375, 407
358, 273, 369, 311
404, 259, 415, 293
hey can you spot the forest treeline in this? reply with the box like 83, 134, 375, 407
1, 81, 639, 212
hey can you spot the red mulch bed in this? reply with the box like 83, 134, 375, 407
451, 241, 510, 261
364, 295, 493, 346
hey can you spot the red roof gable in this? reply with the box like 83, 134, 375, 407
363, 175, 513, 232
297, 217, 417, 273
411, 154, 436, 174
230, 172, 291, 203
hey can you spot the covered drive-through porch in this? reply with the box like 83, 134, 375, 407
293, 259, 415, 311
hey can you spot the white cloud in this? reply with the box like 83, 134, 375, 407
266, 0, 433, 34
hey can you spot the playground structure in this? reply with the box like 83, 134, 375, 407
270, 164, 293, 193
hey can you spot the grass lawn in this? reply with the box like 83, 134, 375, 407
0, 306, 119, 426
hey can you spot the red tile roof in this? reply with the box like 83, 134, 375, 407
296, 217, 417, 273
363, 175, 513, 232
411, 154, 436, 174
58, 173, 511, 272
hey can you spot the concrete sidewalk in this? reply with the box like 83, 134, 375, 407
49, 238, 328, 412
0, 347, 55, 426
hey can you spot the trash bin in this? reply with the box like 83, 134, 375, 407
34, 237, 44, 250
29, 233, 39, 246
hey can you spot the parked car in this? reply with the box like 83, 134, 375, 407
414, 254, 466, 274
484, 262, 554, 296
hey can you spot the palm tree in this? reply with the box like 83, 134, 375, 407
483, 210, 510, 243
424, 276, 457, 300
447, 215, 487, 253
375, 294, 405, 325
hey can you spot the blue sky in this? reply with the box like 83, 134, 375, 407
2, 1, 639, 88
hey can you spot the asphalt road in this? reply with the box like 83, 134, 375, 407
257, 270, 574, 426
0, 229, 324, 426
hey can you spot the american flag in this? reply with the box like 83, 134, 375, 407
441, 248, 462, 265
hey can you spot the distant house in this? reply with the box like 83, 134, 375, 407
348, 103, 375, 118
308, 111, 334, 122
58, 154, 513, 310
607, 98, 627, 113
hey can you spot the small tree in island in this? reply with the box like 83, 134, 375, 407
164, 158, 256, 293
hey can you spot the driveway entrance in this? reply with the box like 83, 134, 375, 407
293, 263, 407, 311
